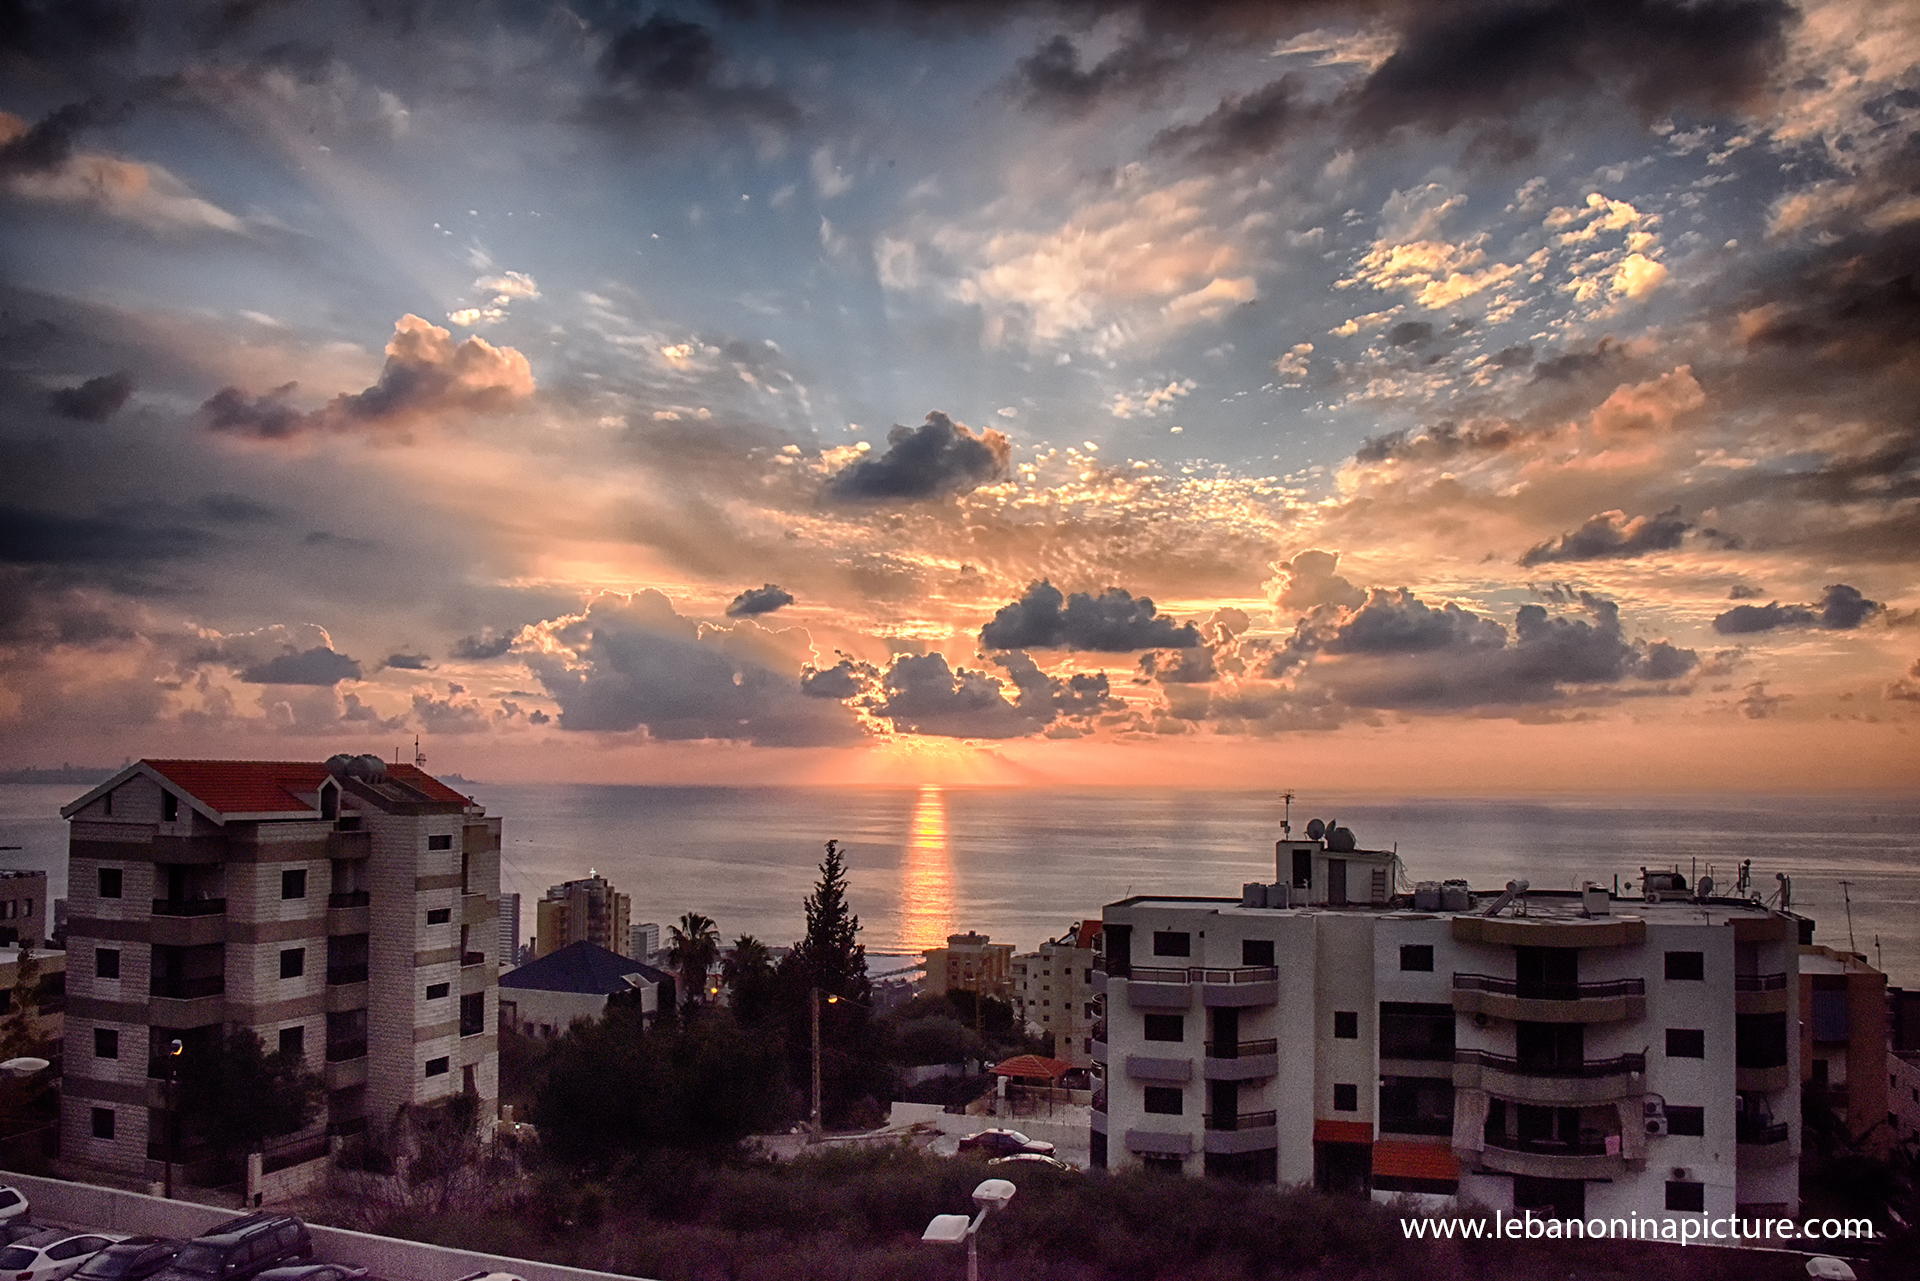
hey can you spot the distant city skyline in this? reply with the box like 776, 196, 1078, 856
1, 1, 1915, 791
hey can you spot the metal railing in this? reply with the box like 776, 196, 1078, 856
461, 951, 486, 967
1125, 965, 1280, 985
1203, 1038, 1278, 1059
325, 964, 368, 986
1455, 1048, 1645, 1079
1737, 1118, 1790, 1144
1091, 1091, 1107, 1114
1734, 972, 1789, 992
151, 898, 226, 917
1453, 974, 1645, 1001
327, 891, 370, 909
1484, 1132, 1613, 1157
324, 1039, 367, 1063
150, 975, 224, 999
1205, 1110, 1277, 1131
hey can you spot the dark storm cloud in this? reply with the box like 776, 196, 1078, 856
384, 652, 432, 671
1530, 338, 1629, 382
1386, 321, 1433, 348
1728, 584, 1764, 600
47, 371, 133, 421
1348, 0, 1794, 138
980, 579, 1202, 651
239, 645, 362, 686
725, 583, 795, 617
1711, 585, 1885, 635
0, 0, 137, 59
1015, 33, 1181, 114
1139, 646, 1216, 684
521, 593, 863, 746
588, 13, 799, 133
867, 652, 1034, 739
1323, 590, 1506, 655
0, 505, 209, 566
799, 657, 870, 699
200, 382, 304, 438
1490, 343, 1534, 368
994, 649, 1115, 718
0, 99, 129, 177
450, 629, 521, 660
1152, 76, 1302, 163
1519, 507, 1689, 567
824, 411, 1011, 502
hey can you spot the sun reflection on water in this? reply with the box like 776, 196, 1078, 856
900, 784, 954, 951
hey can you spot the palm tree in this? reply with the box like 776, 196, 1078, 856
721, 934, 776, 1022
668, 911, 721, 1012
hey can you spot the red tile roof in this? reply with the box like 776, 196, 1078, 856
384, 763, 472, 805
141, 759, 471, 817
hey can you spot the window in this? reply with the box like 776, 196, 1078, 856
1736, 1011, 1788, 1069
161, 791, 178, 822
1379, 1076, 1454, 1136
98, 868, 122, 899
1151, 931, 1190, 958
426, 982, 449, 1000
428, 834, 453, 851
281, 869, 307, 900
91, 1107, 115, 1140
279, 1026, 304, 1058
1666, 1028, 1705, 1059
1666, 1105, 1705, 1136
1379, 1002, 1455, 1061
1242, 939, 1275, 967
1399, 944, 1433, 972
102, 789, 112, 816
426, 908, 451, 925
279, 948, 305, 979
95, 947, 120, 979
1665, 951, 1704, 981
1333, 1011, 1358, 1039
1143, 1013, 1184, 1042
1143, 1086, 1182, 1115
1665, 1181, 1705, 1213
424, 1056, 450, 1077
93, 1028, 118, 1059
1333, 1083, 1358, 1112
460, 992, 484, 1036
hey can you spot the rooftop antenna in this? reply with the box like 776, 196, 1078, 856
1840, 880, 1857, 953
1280, 791, 1294, 838
1876, 934, 1884, 971
413, 734, 427, 770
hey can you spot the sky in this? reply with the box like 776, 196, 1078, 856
0, 0, 1916, 791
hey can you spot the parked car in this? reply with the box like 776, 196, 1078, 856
0, 1188, 27, 1224
957, 1128, 1056, 1158
151, 1215, 312, 1281
75, 1239, 181, 1281
252, 1266, 365, 1281
0, 1231, 128, 1281
0, 1226, 49, 1247
988, 1153, 1075, 1172
451, 1272, 526, 1281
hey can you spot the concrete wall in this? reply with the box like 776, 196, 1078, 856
3, 1172, 656, 1281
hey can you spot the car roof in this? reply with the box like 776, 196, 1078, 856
195, 1216, 295, 1245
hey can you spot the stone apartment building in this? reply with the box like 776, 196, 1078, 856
921, 931, 1014, 1000
1012, 921, 1101, 1068
58, 756, 501, 1183
535, 873, 630, 958
1093, 830, 1803, 1221
0, 870, 47, 948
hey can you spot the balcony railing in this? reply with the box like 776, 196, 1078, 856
328, 891, 370, 909
1091, 1090, 1107, 1114
151, 898, 226, 917
1125, 965, 1279, 985
150, 975, 224, 999
326, 964, 369, 986
1453, 974, 1645, 1001
1379, 1115, 1455, 1137
1735, 973, 1789, 992
1737, 1117, 1790, 1145
1203, 1038, 1279, 1059
1205, 1110, 1277, 1131
1455, 1049, 1645, 1079
1484, 1132, 1612, 1157
324, 1039, 367, 1063
461, 951, 486, 967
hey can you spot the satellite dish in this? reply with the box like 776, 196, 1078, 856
1305, 819, 1326, 841
1698, 876, 1714, 897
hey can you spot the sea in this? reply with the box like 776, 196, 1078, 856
3, 784, 1918, 983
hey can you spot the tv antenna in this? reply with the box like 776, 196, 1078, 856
1280, 791, 1294, 838
1839, 880, 1857, 954
413, 734, 427, 770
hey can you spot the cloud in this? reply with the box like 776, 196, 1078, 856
0, 506, 210, 570
725, 583, 795, 617
239, 645, 362, 686
202, 315, 534, 440
1152, 76, 1301, 162
1519, 507, 1689, 566
1015, 34, 1180, 115
520, 592, 863, 746
865, 648, 1111, 740
824, 411, 1011, 501
450, 628, 521, 660
1139, 646, 1217, 684
1267, 550, 1364, 614
0, 105, 246, 232
1347, 0, 1795, 138
47, 371, 133, 421
1737, 680, 1788, 720
1711, 584, 1884, 634
980, 579, 1202, 651
384, 651, 432, 670
799, 657, 870, 699
589, 13, 799, 135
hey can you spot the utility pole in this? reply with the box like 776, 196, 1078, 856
163, 1038, 182, 1198
1840, 880, 1857, 954
810, 986, 822, 1142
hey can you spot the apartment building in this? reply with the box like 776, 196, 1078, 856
1012, 922, 1101, 1068
1800, 944, 1889, 1148
921, 931, 1014, 1001
498, 893, 521, 971
58, 756, 501, 1184
1092, 832, 1802, 1221
0, 871, 47, 948
535, 873, 629, 958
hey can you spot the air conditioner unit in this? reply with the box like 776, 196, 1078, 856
1671, 1166, 1690, 1181
1646, 1117, 1668, 1137
1645, 891, 1662, 905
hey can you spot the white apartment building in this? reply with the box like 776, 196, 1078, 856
498, 893, 521, 970
1092, 831, 1802, 1221
58, 756, 501, 1184
1012, 922, 1101, 1068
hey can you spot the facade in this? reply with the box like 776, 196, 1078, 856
1092, 833, 1803, 1221
0, 946, 66, 1049
0, 871, 48, 948
921, 931, 1014, 1000
535, 873, 630, 958
1011, 921, 1101, 1068
498, 940, 672, 1038
498, 893, 521, 970
1800, 944, 1889, 1148
629, 921, 660, 962
57, 756, 501, 1184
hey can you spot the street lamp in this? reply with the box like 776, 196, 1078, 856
809, 988, 843, 1141
921, 1178, 1015, 1281
162, 1039, 182, 1199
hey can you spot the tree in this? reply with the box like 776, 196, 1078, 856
667, 911, 720, 1012
176, 1027, 323, 1166
720, 934, 776, 1024
774, 841, 885, 1126
789, 840, 869, 1002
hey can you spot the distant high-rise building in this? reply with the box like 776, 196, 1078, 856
921, 931, 1014, 1000
630, 921, 660, 960
0, 869, 48, 947
535, 872, 630, 958
499, 893, 521, 969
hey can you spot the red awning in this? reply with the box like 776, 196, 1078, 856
989, 1054, 1075, 1080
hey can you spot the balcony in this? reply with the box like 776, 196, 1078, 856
1737, 1117, 1790, 1145
1453, 1049, 1646, 1106
1451, 973, 1645, 1024
324, 1039, 367, 1063
1122, 965, 1279, 1010
1478, 1132, 1623, 1180
461, 951, 486, 968
1204, 1110, 1278, 1155
152, 898, 225, 917
1735, 972, 1791, 1016
1736, 1061, 1793, 1093
150, 974, 225, 1000
328, 891, 370, 909
1203, 1038, 1279, 1082
326, 964, 369, 986
1125, 1054, 1193, 1083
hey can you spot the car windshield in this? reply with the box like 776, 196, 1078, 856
0, 1248, 38, 1270
81, 1248, 158, 1279
168, 1245, 227, 1276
